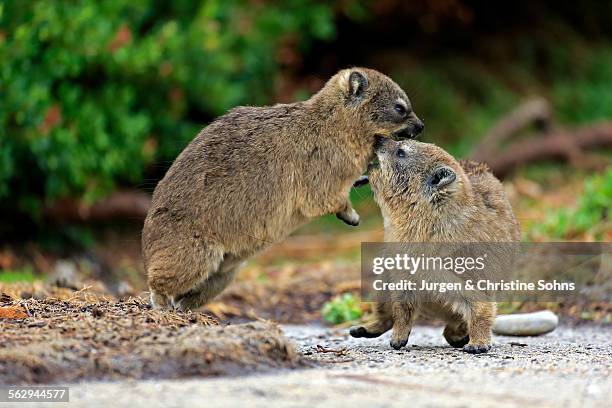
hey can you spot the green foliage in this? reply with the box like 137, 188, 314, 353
0, 0, 354, 217
552, 46, 612, 125
539, 168, 612, 239
0, 267, 35, 283
321, 293, 362, 324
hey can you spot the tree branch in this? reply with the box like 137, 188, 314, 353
478, 123, 612, 178
471, 98, 552, 161
44, 190, 151, 222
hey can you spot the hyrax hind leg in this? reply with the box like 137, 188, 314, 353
443, 316, 470, 348
350, 302, 393, 338
147, 237, 225, 310
172, 255, 243, 311
463, 302, 496, 354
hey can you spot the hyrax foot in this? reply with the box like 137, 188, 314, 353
349, 312, 393, 338
172, 286, 223, 311
150, 290, 172, 309
336, 207, 360, 226
390, 336, 409, 350
446, 334, 470, 348
463, 342, 491, 354
443, 322, 470, 348
389, 325, 411, 350
349, 325, 386, 338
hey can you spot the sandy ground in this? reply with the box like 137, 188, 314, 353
13, 323, 611, 408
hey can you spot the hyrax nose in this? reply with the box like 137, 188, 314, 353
413, 118, 425, 135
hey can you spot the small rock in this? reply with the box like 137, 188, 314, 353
493, 310, 558, 336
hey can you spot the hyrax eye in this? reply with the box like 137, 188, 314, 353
394, 103, 407, 117
396, 148, 406, 158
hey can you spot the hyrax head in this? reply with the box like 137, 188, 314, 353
369, 138, 471, 216
326, 68, 424, 141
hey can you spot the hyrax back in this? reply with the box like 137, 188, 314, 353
350, 139, 520, 353
142, 68, 424, 311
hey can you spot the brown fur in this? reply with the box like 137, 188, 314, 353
142, 68, 423, 310
350, 140, 520, 353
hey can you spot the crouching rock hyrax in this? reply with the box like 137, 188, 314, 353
350, 139, 520, 353
142, 68, 424, 311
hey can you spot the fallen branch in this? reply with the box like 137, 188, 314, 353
44, 190, 151, 222
476, 123, 612, 178
471, 98, 552, 160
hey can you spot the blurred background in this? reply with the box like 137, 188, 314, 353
0, 0, 610, 323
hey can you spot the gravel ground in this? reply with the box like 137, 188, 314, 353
14, 323, 611, 408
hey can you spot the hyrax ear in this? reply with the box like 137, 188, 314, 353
427, 167, 456, 189
347, 71, 368, 99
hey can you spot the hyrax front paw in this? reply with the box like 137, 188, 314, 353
463, 342, 491, 354
390, 336, 409, 350
389, 327, 410, 350
336, 207, 360, 226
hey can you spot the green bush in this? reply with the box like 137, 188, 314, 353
0, 0, 363, 218
539, 168, 612, 239
321, 293, 362, 324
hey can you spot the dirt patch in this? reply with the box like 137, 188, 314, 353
0, 295, 303, 384
207, 262, 361, 323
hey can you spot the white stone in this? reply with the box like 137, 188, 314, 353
493, 310, 558, 336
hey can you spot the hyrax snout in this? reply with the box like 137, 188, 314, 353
142, 68, 423, 311
350, 139, 520, 353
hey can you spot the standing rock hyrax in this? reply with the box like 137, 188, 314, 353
142, 68, 424, 311
350, 139, 520, 353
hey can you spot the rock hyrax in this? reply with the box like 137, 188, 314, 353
350, 139, 520, 353
143, 68, 424, 311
